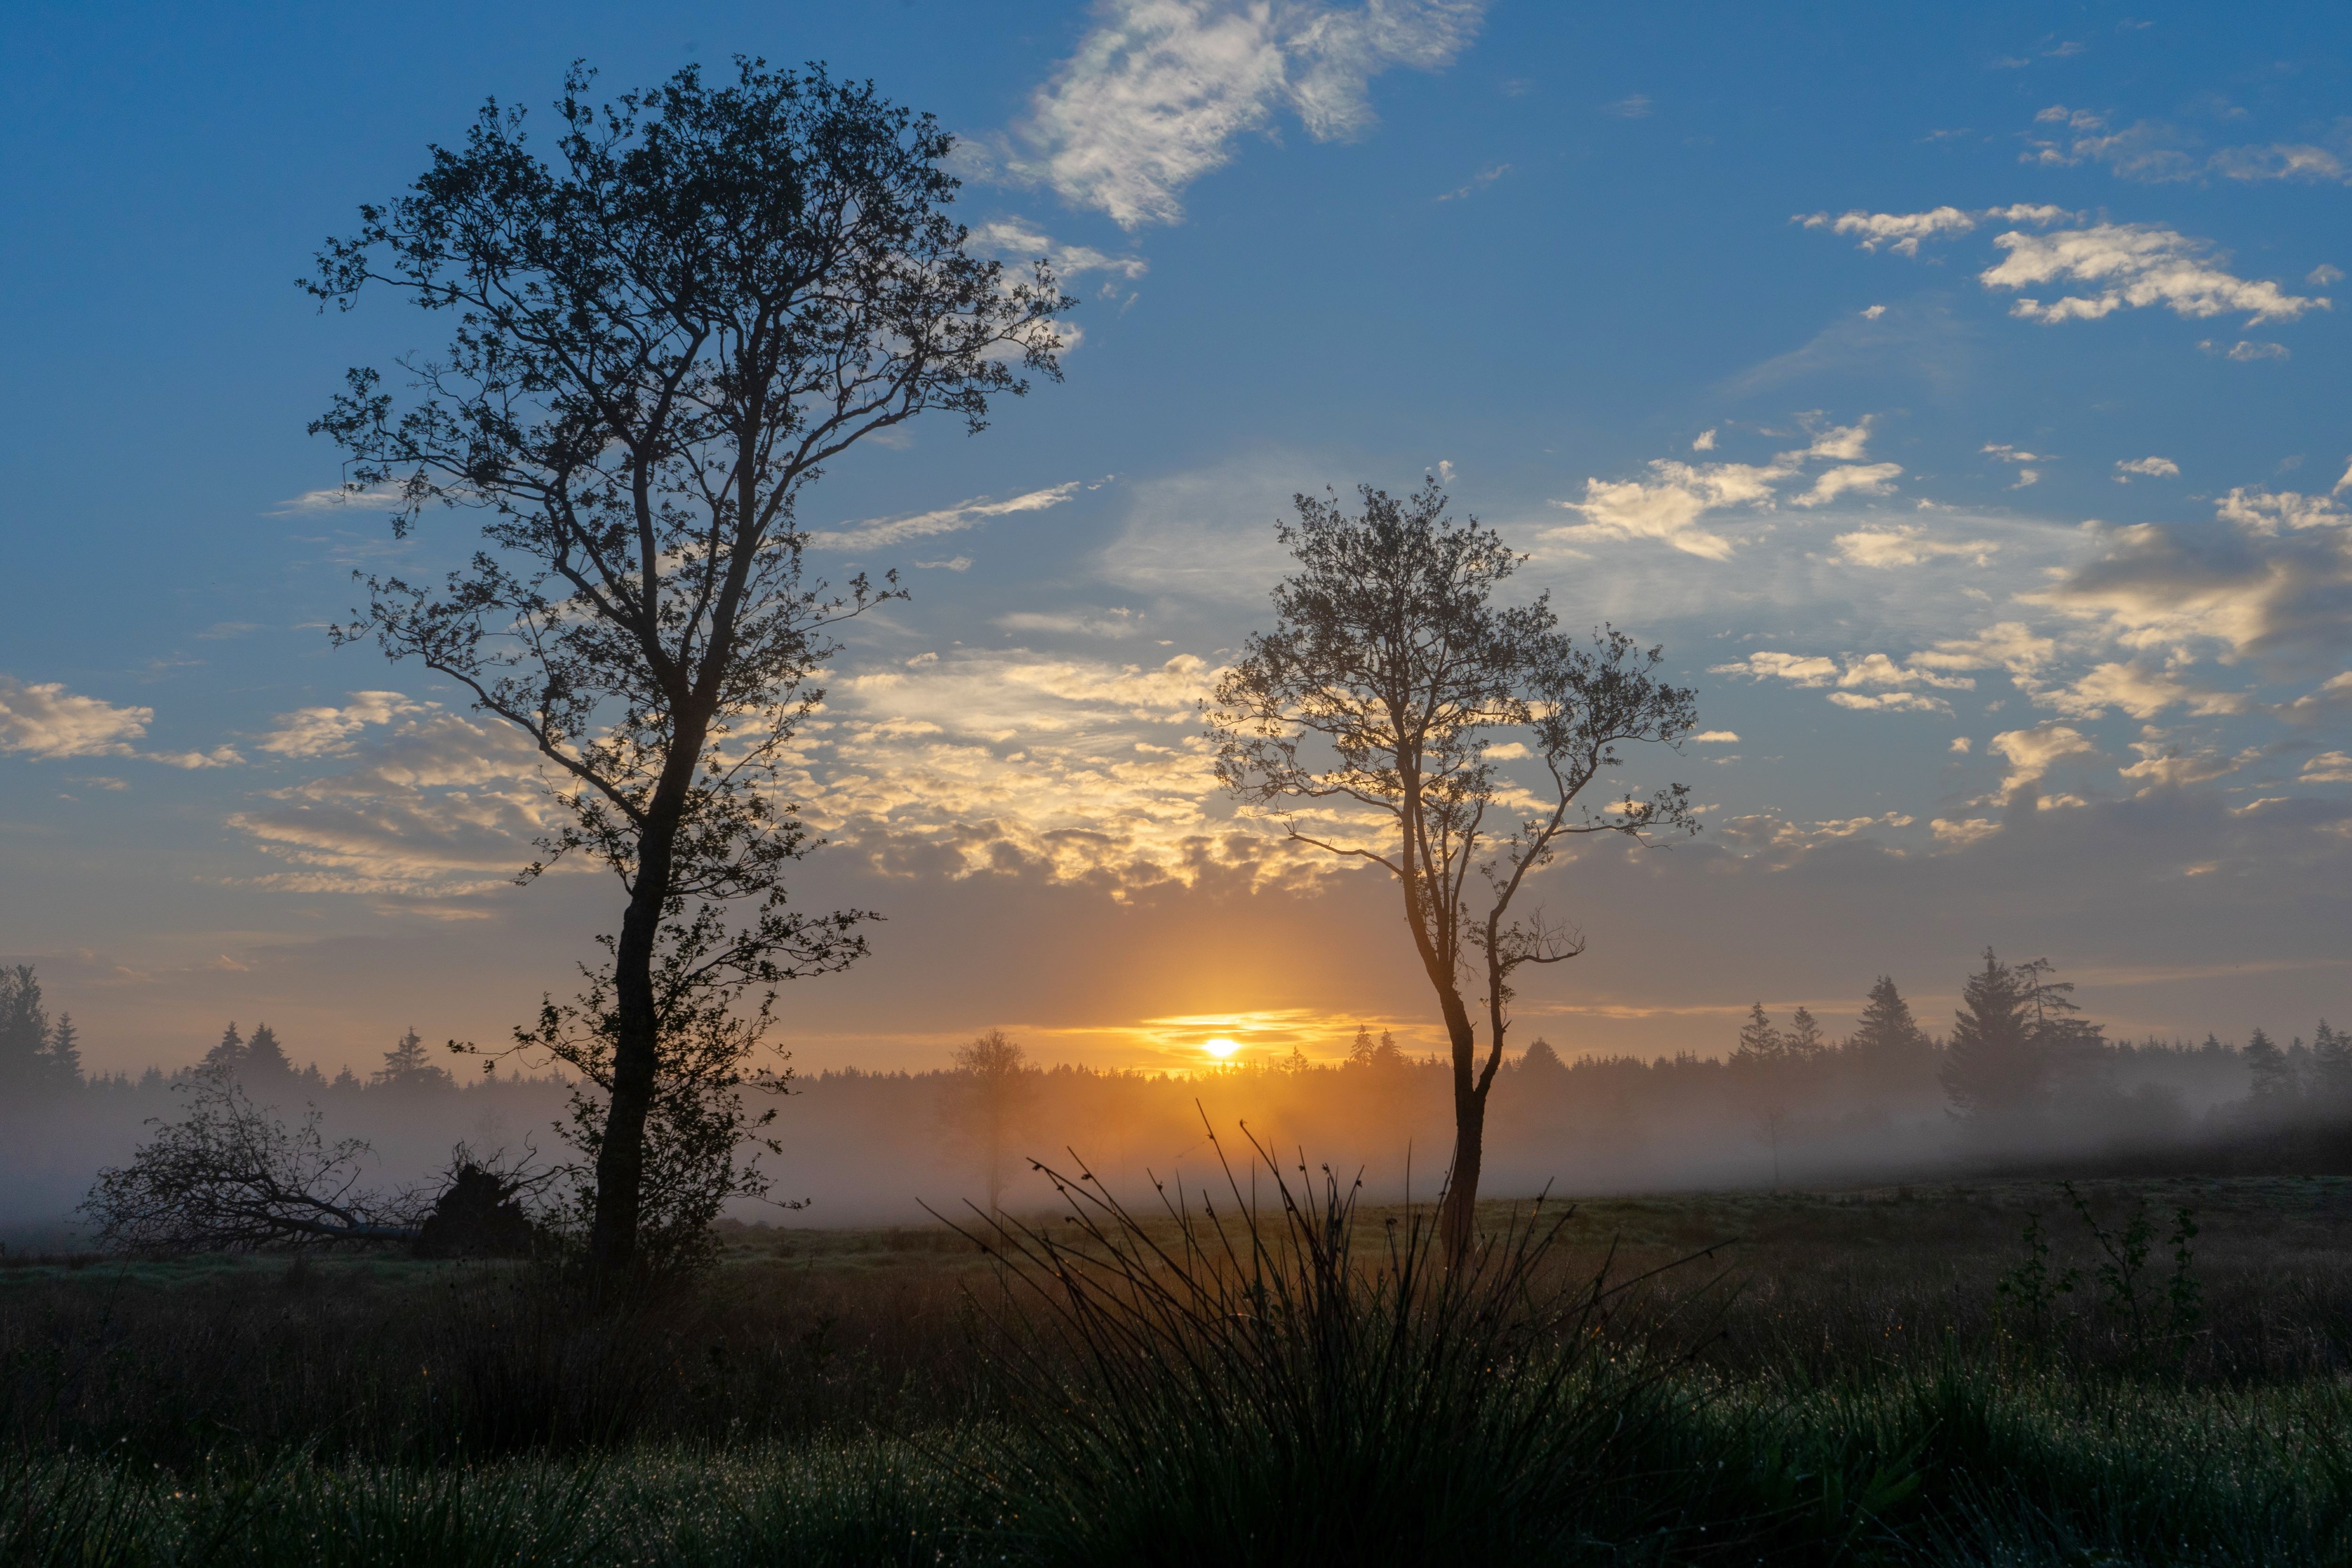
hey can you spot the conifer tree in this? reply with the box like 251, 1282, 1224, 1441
2243, 1027, 2296, 1103
242, 1023, 296, 1081
373, 1027, 453, 1090
1785, 1006, 1826, 1060
2312, 1021, 2352, 1106
201, 1023, 246, 1076
1732, 1003, 1783, 1067
1939, 949, 2044, 1116
1848, 976, 1930, 1070
0, 966, 52, 1092
1349, 1024, 1376, 1067
44, 1013, 82, 1089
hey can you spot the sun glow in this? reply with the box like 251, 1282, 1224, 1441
1202, 1037, 1241, 1059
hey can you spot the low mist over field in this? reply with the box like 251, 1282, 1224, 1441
4, 3, 2351, 1560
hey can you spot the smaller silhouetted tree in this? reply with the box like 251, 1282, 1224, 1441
2243, 1027, 2296, 1105
202, 1023, 246, 1075
1847, 976, 1933, 1089
2312, 1021, 2352, 1108
946, 1029, 1036, 1217
1784, 1006, 1826, 1061
373, 1027, 456, 1091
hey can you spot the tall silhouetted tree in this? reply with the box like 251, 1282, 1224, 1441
1732, 1003, 1783, 1067
307, 60, 1068, 1279
1939, 949, 2043, 1117
242, 1023, 296, 1087
0, 967, 56, 1093
1207, 481, 1696, 1262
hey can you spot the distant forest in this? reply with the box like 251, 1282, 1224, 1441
1, 954, 2347, 1240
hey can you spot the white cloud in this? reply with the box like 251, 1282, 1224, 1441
1911, 621, 2056, 677
1950, 736, 1972, 753
1711, 652, 1838, 687
1861, 304, 1886, 319
1785, 419, 1875, 462
270, 482, 412, 515
2214, 486, 2350, 535
1931, 816, 2002, 848
913, 557, 973, 572
0, 677, 239, 769
1713, 651, 1968, 712
1992, 723, 2098, 794
2300, 750, 2352, 784
1827, 690, 1953, 715
1984, 223, 2327, 325
0, 678, 153, 761
2312, 264, 2345, 286
2034, 661, 2250, 721
1794, 202, 2072, 257
996, 608, 1149, 639
230, 711, 561, 899
967, 220, 1149, 281
2118, 727, 2257, 792
1009, 0, 1484, 228
1791, 462, 1902, 508
1981, 442, 2046, 463
1602, 93, 1652, 118
2114, 456, 2179, 483
1691, 429, 1716, 452
1692, 730, 1740, 743
1832, 523, 1998, 568
258, 692, 429, 758
1549, 460, 1781, 560
1797, 205, 1978, 256
1836, 653, 1974, 692
2026, 514, 2352, 660
1552, 417, 1899, 556
804, 482, 1084, 552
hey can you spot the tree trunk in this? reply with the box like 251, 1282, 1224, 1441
1437, 987, 1485, 1266
585, 721, 705, 1281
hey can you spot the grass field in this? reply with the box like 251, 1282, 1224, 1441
8, 1175, 2352, 1564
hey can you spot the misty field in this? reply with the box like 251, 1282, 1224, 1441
9, 1175, 2352, 1566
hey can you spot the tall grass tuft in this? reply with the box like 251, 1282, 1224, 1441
946, 1124, 1735, 1566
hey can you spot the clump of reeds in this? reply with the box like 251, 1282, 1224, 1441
945, 1122, 1733, 1566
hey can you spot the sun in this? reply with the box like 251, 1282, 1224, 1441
1203, 1037, 1241, 1059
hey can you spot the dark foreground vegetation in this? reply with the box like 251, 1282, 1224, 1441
8, 1167, 2352, 1565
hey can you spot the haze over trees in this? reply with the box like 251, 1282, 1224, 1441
1207, 480, 1697, 1260
303, 59, 1068, 1279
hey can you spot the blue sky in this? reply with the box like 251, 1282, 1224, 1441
4, 0, 2349, 1075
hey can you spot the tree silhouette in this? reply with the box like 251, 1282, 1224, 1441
373, 1027, 455, 1091
306, 59, 1068, 1278
945, 1029, 1035, 1218
1940, 949, 2044, 1118
1207, 480, 1695, 1262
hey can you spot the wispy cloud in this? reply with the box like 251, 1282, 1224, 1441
1436, 162, 1510, 200
803, 482, 1086, 552
1005, 0, 1485, 228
